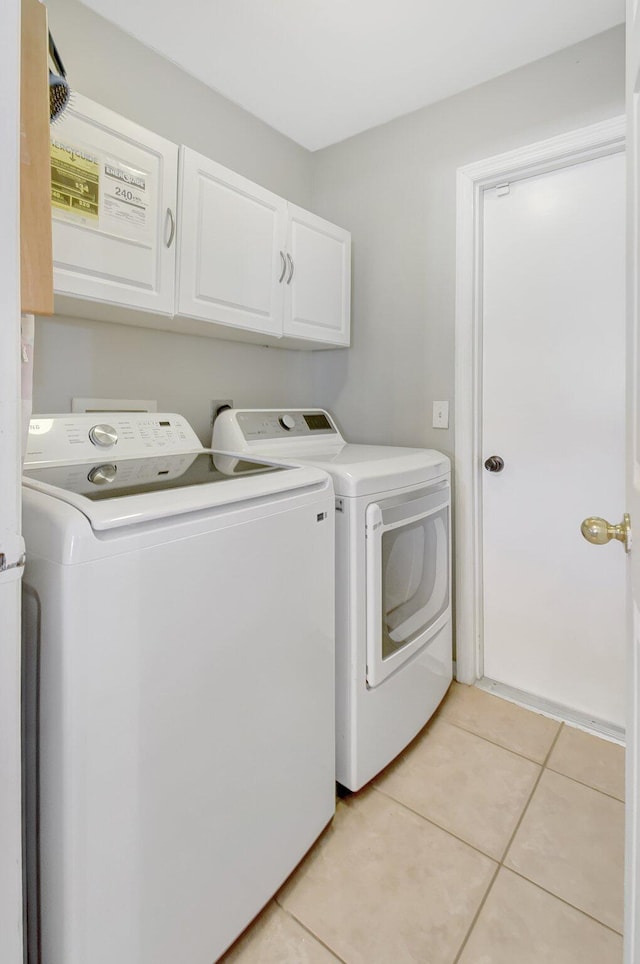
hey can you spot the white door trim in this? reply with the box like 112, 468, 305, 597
0, 0, 25, 962
454, 116, 626, 685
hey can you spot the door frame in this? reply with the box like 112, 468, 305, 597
0, 0, 25, 962
454, 116, 625, 685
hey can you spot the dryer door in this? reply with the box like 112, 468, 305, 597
365, 481, 450, 688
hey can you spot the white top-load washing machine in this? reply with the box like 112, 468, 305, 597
22, 412, 335, 964
213, 409, 452, 791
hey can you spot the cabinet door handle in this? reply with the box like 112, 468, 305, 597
286, 253, 295, 285
278, 250, 287, 283
165, 208, 176, 248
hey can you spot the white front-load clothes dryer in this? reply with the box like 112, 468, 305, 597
213, 409, 452, 791
22, 412, 335, 964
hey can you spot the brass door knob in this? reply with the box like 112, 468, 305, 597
580, 514, 631, 553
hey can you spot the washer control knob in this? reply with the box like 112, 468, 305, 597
88, 424, 118, 448
279, 414, 296, 431
88, 463, 117, 485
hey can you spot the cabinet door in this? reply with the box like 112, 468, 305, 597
177, 148, 287, 336
51, 94, 178, 315
283, 205, 351, 347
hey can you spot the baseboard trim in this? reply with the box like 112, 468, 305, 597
476, 677, 625, 746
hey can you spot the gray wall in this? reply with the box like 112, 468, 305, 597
36, 0, 316, 442
36, 6, 625, 449
309, 26, 625, 455
46, 0, 312, 200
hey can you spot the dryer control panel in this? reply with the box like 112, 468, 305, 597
214, 409, 343, 450
25, 413, 202, 467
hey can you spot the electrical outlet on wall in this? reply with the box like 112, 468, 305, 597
210, 399, 234, 427
432, 400, 449, 429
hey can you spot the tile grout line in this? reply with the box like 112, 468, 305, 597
277, 778, 505, 964
336, 783, 506, 964
369, 781, 616, 943
443, 711, 625, 803
275, 902, 349, 963
387, 709, 626, 949
372, 717, 564, 868
271, 700, 620, 961
448, 724, 567, 964
439, 714, 624, 804
498, 719, 625, 938
450, 863, 501, 964
373, 718, 614, 874
439, 714, 559, 765
544, 763, 625, 804
498, 721, 565, 865
375, 709, 623, 943
503, 865, 624, 938
371, 784, 503, 864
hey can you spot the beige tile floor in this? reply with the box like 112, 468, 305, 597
220, 682, 625, 964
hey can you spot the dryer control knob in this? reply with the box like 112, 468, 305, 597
88, 463, 117, 485
279, 414, 296, 431
89, 424, 118, 448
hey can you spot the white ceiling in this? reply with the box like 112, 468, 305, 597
79, 0, 624, 151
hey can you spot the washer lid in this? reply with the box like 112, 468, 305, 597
22, 451, 329, 530
278, 444, 450, 497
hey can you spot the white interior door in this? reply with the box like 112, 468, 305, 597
1, 0, 24, 961
482, 151, 626, 729
625, 2, 640, 958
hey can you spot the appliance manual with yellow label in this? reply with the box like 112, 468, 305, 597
50, 138, 153, 243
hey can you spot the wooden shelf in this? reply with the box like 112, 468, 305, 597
20, 0, 53, 315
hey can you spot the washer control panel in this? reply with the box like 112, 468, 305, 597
25, 413, 202, 467
89, 424, 119, 448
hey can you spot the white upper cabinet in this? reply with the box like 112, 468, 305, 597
177, 149, 350, 348
177, 148, 287, 336
283, 205, 351, 347
51, 94, 178, 317
50, 97, 351, 348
